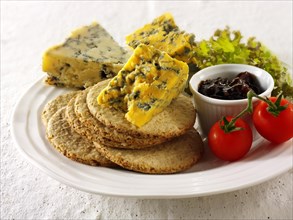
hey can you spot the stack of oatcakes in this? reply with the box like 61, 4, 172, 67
42, 80, 204, 174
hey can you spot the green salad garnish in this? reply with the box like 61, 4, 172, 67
191, 27, 293, 100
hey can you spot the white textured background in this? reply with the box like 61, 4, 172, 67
1, 1, 292, 219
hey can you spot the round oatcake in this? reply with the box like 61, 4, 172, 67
86, 80, 196, 139
65, 95, 81, 132
46, 107, 116, 167
65, 94, 147, 149
94, 129, 204, 174
74, 88, 168, 149
41, 90, 79, 126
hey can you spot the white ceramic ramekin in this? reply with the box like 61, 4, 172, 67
189, 64, 274, 138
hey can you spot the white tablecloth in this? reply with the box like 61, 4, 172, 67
2, 1, 292, 219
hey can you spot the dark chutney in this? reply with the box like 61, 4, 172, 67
198, 71, 264, 100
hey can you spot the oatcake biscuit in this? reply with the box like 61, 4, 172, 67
94, 129, 204, 174
73, 88, 168, 148
87, 80, 196, 139
65, 95, 82, 133
65, 95, 141, 149
46, 107, 116, 167
41, 90, 79, 126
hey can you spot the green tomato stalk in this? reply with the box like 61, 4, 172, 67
221, 91, 287, 133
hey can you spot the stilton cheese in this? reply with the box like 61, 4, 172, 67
125, 13, 196, 64
43, 22, 131, 88
97, 44, 189, 127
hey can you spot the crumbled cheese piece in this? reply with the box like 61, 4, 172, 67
126, 13, 195, 64
97, 44, 189, 127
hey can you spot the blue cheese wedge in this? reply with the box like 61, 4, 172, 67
126, 13, 195, 64
97, 44, 189, 127
43, 22, 131, 88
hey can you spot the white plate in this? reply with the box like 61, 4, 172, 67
11, 77, 293, 198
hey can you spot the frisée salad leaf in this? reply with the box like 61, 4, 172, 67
192, 27, 293, 100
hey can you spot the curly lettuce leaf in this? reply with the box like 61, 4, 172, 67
193, 27, 293, 100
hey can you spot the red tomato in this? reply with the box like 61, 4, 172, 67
208, 116, 253, 161
253, 97, 293, 144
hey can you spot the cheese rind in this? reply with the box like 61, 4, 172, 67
43, 22, 130, 88
126, 13, 195, 64
97, 44, 189, 127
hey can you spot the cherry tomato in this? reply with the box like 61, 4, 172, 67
208, 116, 253, 161
253, 97, 293, 144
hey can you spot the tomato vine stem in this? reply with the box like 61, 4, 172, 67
221, 90, 287, 133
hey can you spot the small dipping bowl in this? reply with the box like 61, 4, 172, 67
189, 64, 274, 138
